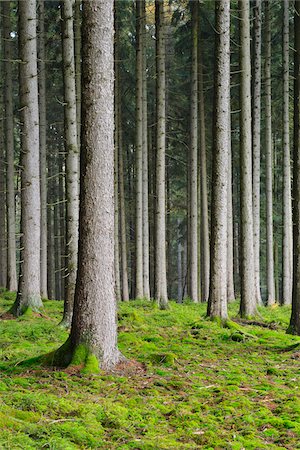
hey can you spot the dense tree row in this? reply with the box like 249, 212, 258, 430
0, 0, 300, 370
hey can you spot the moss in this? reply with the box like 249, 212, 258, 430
81, 353, 100, 375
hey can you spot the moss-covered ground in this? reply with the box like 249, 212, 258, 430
0, 291, 300, 449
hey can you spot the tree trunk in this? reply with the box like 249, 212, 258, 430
11, 0, 42, 316
61, 0, 79, 326
135, 0, 144, 299
189, 0, 198, 302
198, 42, 209, 303
207, 0, 230, 320
47, 153, 56, 300
155, 0, 168, 308
3, 1, 17, 292
282, 0, 292, 306
239, 0, 257, 318
114, 62, 121, 301
142, 0, 150, 300
227, 108, 235, 303
252, 0, 262, 305
0, 119, 6, 289
288, 0, 300, 335
37, 0, 48, 299
264, 0, 275, 306
74, 0, 81, 144
54, 0, 122, 371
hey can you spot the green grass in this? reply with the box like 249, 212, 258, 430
0, 293, 300, 449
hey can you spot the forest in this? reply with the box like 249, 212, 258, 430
0, 0, 300, 448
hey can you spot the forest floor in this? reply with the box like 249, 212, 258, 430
0, 292, 299, 449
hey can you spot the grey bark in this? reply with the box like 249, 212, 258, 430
239, 0, 257, 318
3, 1, 17, 292
114, 68, 121, 301
227, 108, 235, 302
61, 0, 79, 326
38, 0, 48, 299
74, 0, 81, 144
207, 0, 230, 320
135, 0, 144, 299
282, 0, 292, 305
264, 0, 276, 306
198, 43, 209, 303
0, 118, 6, 289
67, 0, 122, 369
142, 0, 150, 300
47, 153, 56, 300
252, 0, 262, 305
118, 105, 129, 302
288, 0, 300, 335
189, 0, 198, 302
11, 0, 43, 315
155, 0, 168, 308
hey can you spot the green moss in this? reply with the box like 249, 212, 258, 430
81, 353, 100, 375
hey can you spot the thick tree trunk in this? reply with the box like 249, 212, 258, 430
252, 0, 262, 305
207, 0, 230, 320
54, 0, 122, 370
155, 0, 168, 308
189, 0, 198, 302
288, 0, 300, 335
264, 0, 276, 306
239, 0, 257, 318
198, 43, 209, 303
135, 0, 144, 299
11, 0, 42, 316
114, 75, 121, 301
3, 1, 17, 292
282, 0, 292, 306
61, 0, 79, 326
38, 0, 48, 299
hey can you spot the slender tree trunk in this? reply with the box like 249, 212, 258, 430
264, 0, 275, 306
47, 153, 56, 300
135, 0, 144, 299
0, 120, 6, 289
142, 0, 150, 300
282, 0, 292, 305
3, 1, 17, 292
155, 0, 168, 308
227, 109, 235, 302
74, 0, 81, 144
198, 43, 209, 303
207, 0, 230, 320
38, 0, 48, 299
114, 66, 121, 301
54, 0, 122, 370
118, 103, 129, 301
189, 0, 198, 302
54, 176, 62, 300
239, 0, 257, 318
252, 0, 262, 305
288, 0, 300, 335
11, 0, 42, 316
61, 0, 79, 326
177, 219, 183, 302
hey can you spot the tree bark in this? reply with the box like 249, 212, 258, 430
61, 0, 79, 326
135, 0, 144, 299
288, 0, 300, 335
11, 0, 43, 316
227, 107, 235, 302
155, 0, 168, 308
74, 0, 81, 144
3, 1, 17, 292
142, 0, 150, 300
207, 0, 230, 320
198, 41, 209, 303
239, 0, 257, 318
252, 0, 262, 305
37, 0, 48, 299
55, 0, 122, 370
282, 0, 292, 306
189, 0, 198, 302
264, 0, 276, 306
